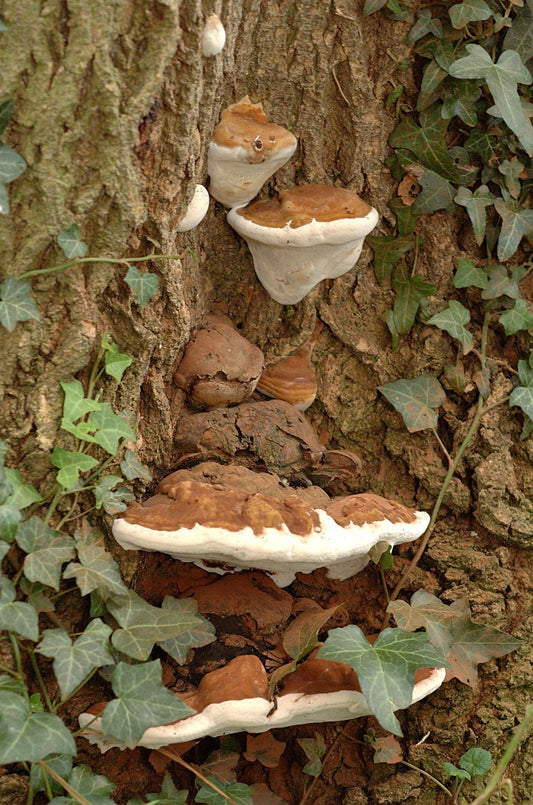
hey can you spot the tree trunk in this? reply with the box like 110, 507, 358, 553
1, 1, 531, 802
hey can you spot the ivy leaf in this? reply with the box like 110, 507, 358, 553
297, 734, 326, 776
120, 448, 152, 482
57, 224, 88, 259
499, 299, 533, 335
87, 404, 136, 455
102, 334, 132, 383
503, 5, 533, 63
0, 693, 76, 762
50, 447, 99, 489
443, 762, 471, 780
0, 593, 39, 640
498, 159, 525, 198
388, 198, 421, 236
366, 234, 417, 283
417, 60, 448, 109
3, 468, 42, 509
92, 475, 134, 515
48, 765, 116, 805
317, 626, 446, 736
428, 300, 473, 354
101, 660, 194, 746
157, 597, 216, 663
60, 380, 102, 423
0, 182, 9, 215
0, 99, 14, 137
494, 199, 533, 261
195, 780, 254, 805
29, 753, 73, 794
15, 517, 76, 590
454, 186, 495, 244
244, 733, 286, 769
372, 733, 403, 764
0, 277, 39, 332
459, 747, 492, 777
412, 169, 455, 213
0, 501, 21, 542
407, 9, 443, 43
282, 604, 340, 662
392, 269, 436, 334
448, 45, 533, 156
464, 130, 496, 163
449, 0, 492, 29
128, 772, 188, 804
379, 374, 446, 432
389, 106, 461, 182
453, 257, 488, 289
388, 591, 521, 686
509, 359, 533, 419
441, 81, 482, 126
63, 534, 128, 597
37, 620, 113, 699
363, 0, 388, 14
124, 266, 159, 309
482, 264, 526, 300
0, 143, 27, 183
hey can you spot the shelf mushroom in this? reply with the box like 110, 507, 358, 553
176, 184, 210, 232
257, 343, 317, 411
207, 96, 298, 207
201, 14, 226, 57
79, 653, 446, 750
227, 184, 379, 304
111, 468, 430, 587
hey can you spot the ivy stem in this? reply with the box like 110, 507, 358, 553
158, 747, 240, 805
27, 646, 53, 712
18, 252, 186, 281
466, 704, 533, 805
44, 488, 66, 525
400, 760, 453, 796
37, 761, 93, 805
8, 632, 26, 698
431, 427, 452, 466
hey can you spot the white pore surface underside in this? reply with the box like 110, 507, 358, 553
79, 667, 446, 751
207, 142, 297, 207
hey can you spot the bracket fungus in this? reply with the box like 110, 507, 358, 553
79, 653, 446, 750
173, 314, 264, 408
207, 96, 298, 207
112, 467, 430, 587
257, 343, 317, 411
227, 184, 379, 304
175, 184, 210, 232
201, 14, 226, 57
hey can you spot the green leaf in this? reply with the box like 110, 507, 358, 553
464, 130, 496, 163
379, 374, 446, 432
57, 224, 88, 259
3, 468, 42, 508
392, 269, 436, 335
124, 266, 159, 309
363, 0, 388, 14
441, 81, 482, 126
30, 753, 73, 794
459, 747, 492, 777
63, 535, 128, 597
428, 301, 473, 354
453, 257, 488, 289
494, 199, 533, 261
407, 10, 443, 43
282, 604, 340, 662
157, 597, 216, 663
50, 447, 99, 489
129, 772, 188, 804
482, 264, 526, 300
443, 762, 471, 780
503, 5, 533, 63
0, 99, 14, 136
454, 186, 495, 245
498, 159, 524, 199
449, 45, 533, 156
87, 404, 136, 455
449, 0, 492, 28
297, 734, 326, 776
499, 298, 533, 335
510, 360, 533, 419
120, 448, 152, 482
48, 765, 116, 805
102, 334, 133, 383
93, 476, 134, 514
0, 143, 27, 183
195, 780, 254, 805
101, 660, 194, 746
317, 626, 446, 736
412, 169, 455, 213
0, 501, 21, 541
367, 234, 417, 284
388, 198, 420, 236
388, 591, 521, 686
389, 106, 461, 182
0, 183, 8, 215
15, 517, 76, 590
37, 620, 113, 699
0, 277, 39, 332
0, 693, 76, 762
60, 380, 101, 423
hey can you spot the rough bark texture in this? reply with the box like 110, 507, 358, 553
1, 1, 532, 803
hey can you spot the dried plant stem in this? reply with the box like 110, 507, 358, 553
18, 252, 187, 281
158, 747, 239, 805
38, 761, 93, 805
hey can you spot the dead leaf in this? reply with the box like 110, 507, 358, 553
282, 604, 341, 661
249, 782, 289, 804
372, 734, 403, 764
245, 733, 286, 768
398, 171, 421, 206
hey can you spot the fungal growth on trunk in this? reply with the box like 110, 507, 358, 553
111, 466, 430, 587
79, 653, 446, 750
257, 342, 318, 411
207, 96, 298, 207
227, 184, 379, 303
201, 14, 226, 57
173, 313, 264, 408
176, 184, 210, 232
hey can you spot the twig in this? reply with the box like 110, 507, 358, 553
38, 762, 93, 805
158, 747, 240, 805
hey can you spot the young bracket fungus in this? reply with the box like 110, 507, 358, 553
112, 468, 430, 587
207, 96, 298, 207
176, 184, 210, 232
201, 13, 226, 57
79, 653, 446, 750
227, 184, 379, 304
257, 343, 317, 411
173, 313, 264, 408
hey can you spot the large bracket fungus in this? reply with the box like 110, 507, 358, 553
112, 465, 429, 587
207, 96, 298, 208
79, 653, 446, 750
257, 343, 318, 412
227, 184, 379, 304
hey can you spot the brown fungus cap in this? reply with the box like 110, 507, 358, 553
238, 184, 372, 229
121, 478, 321, 536
212, 96, 297, 165
179, 655, 269, 714
257, 343, 317, 412
326, 493, 418, 528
